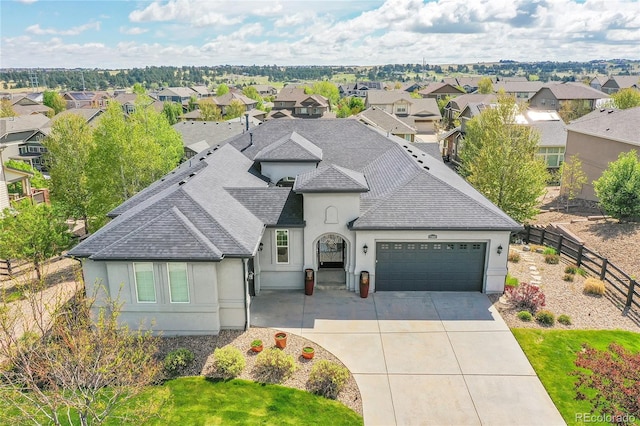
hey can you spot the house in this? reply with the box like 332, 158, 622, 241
417, 83, 465, 100
0, 114, 51, 171
157, 87, 198, 103
62, 91, 97, 109
54, 108, 104, 127
10, 94, 53, 117
272, 88, 330, 119
355, 107, 417, 142
442, 93, 496, 125
0, 161, 49, 207
68, 119, 520, 335
250, 85, 278, 97
112, 93, 165, 116
600, 76, 640, 94
214, 93, 258, 116
564, 106, 640, 201
493, 81, 544, 102
442, 76, 490, 93
191, 86, 213, 98
173, 117, 255, 158
339, 82, 386, 98
90, 91, 112, 109
528, 83, 609, 111
589, 75, 609, 92
365, 91, 441, 133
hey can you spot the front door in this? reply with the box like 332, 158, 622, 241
318, 234, 345, 269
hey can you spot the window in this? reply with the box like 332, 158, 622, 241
134, 263, 156, 303
300, 107, 308, 114
168, 263, 189, 303
537, 147, 565, 168
396, 105, 407, 114
275, 230, 289, 264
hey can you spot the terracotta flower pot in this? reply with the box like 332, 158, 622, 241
275, 332, 287, 349
301, 347, 315, 359
251, 345, 263, 353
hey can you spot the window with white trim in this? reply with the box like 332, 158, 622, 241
168, 263, 189, 303
134, 263, 156, 303
275, 229, 289, 264
537, 147, 565, 168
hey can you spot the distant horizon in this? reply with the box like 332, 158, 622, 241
2, 0, 639, 69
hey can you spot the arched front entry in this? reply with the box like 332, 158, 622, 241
317, 233, 345, 269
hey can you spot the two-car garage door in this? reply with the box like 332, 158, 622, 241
375, 242, 486, 291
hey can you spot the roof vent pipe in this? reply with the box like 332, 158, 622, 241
245, 112, 250, 131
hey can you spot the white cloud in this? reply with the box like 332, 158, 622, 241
26, 21, 101, 36
120, 26, 149, 35
16, 0, 37, 3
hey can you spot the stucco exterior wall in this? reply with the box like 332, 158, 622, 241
257, 227, 305, 290
260, 162, 317, 183
80, 258, 249, 335
353, 229, 512, 294
564, 130, 637, 201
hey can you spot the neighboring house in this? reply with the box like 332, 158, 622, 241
272, 88, 330, 119
564, 106, 640, 201
0, 160, 9, 210
339, 82, 386, 98
600, 76, 640, 94
63, 91, 98, 109
91, 91, 112, 109
214, 93, 258, 116
401, 83, 424, 93
442, 76, 489, 93
524, 110, 568, 169
442, 93, 496, 125
365, 91, 441, 133
191, 86, 213, 98
10, 95, 53, 117
69, 119, 520, 335
157, 87, 198, 103
355, 107, 417, 142
589, 75, 608, 92
493, 81, 544, 102
112, 93, 164, 116
0, 114, 51, 171
54, 108, 104, 127
0, 162, 49, 206
417, 83, 465, 100
251, 85, 278, 97
528, 83, 609, 111
173, 117, 254, 158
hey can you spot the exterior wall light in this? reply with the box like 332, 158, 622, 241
258, 242, 264, 251
363, 244, 368, 254
497, 244, 503, 255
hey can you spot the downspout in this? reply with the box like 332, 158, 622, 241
242, 258, 249, 331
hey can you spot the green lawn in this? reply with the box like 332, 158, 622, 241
512, 329, 640, 426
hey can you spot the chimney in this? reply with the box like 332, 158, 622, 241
244, 112, 250, 131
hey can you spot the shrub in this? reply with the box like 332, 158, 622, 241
542, 247, 557, 255
558, 314, 572, 325
535, 310, 555, 326
517, 310, 532, 322
505, 273, 519, 288
584, 277, 605, 295
251, 339, 262, 347
307, 360, 350, 399
505, 282, 546, 313
576, 267, 588, 277
508, 251, 521, 263
544, 253, 560, 264
563, 274, 575, 282
564, 265, 578, 274
572, 343, 640, 420
164, 348, 195, 377
254, 348, 297, 384
213, 346, 245, 379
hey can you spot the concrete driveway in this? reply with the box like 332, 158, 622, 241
251, 290, 565, 426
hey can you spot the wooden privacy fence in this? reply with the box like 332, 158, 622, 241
517, 225, 639, 313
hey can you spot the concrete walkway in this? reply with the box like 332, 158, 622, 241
251, 290, 565, 426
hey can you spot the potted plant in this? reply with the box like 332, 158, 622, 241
250, 339, 263, 353
274, 332, 287, 349
301, 346, 315, 359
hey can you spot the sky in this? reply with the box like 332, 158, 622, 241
1, 0, 639, 69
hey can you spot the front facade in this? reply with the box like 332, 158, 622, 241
528, 83, 609, 111
70, 120, 520, 335
272, 88, 330, 118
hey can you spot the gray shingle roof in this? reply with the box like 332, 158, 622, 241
226, 188, 304, 226
357, 107, 417, 135
293, 164, 369, 193
542, 83, 609, 100
254, 132, 323, 162
567, 106, 640, 146
173, 120, 252, 151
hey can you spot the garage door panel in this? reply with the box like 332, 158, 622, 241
375, 241, 486, 292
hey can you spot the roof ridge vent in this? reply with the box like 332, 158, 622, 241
178, 179, 187, 186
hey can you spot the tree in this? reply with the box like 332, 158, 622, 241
88, 100, 184, 229
199, 99, 223, 121
460, 94, 549, 223
43, 91, 66, 115
224, 99, 245, 119
0, 284, 161, 426
0, 99, 16, 117
477, 77, 494, 94
4, 159, 48, 191
593, 150, 640, 221
558, 100, 592, 123
335, 97, 365, 118
43, 113, 95, 232
187, 95, 198, 112
216, 83, 229, 96
132, 82, 146, 95
242, 86, 261, 101
559, 155, 587, 211
306, 81, 340, 106
610, 88, 640, 110
162, 101, 183, 125
410, 90, 422, 99
0, 201, 71, 281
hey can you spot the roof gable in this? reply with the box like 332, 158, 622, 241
294, 164, 369, 193
254, 131, 323, 162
